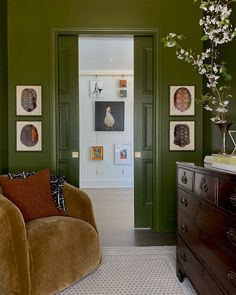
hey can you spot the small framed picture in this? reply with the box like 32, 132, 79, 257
169, 121, 195, 151
91, 146, 104, 161
119, 80, 127, 88
16, 121, 42, 151
169, 86, 195, 116
95, 101, 125, 131
16, 85, 42, 116
90, 81, 103, 98
120, 90, 127, 98
115, 144, 132, 165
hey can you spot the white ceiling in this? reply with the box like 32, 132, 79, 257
79, 36, 134, 71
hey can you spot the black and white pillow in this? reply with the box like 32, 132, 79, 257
8, 171, 67, 215
8, 171, 26, 179
50, 176, 66, 214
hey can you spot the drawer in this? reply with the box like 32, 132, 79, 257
218, 180, 236, 214
178, 211, 236, 295
177, 237, 225, 295
178, 189, 202, 221
178, 190, 236, 253
194, 173, 218, 203
178, 168, 194, 191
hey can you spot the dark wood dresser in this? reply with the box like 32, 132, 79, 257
176, 162, 236, 295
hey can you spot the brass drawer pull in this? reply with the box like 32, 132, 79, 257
230, 195, 236, 207
181, 222, 188, 233
181, 172, 188, 185
228, 271, 236, 287
180, 250, 187, 262
227, 228, 236, 246
200, 177, 208, 193
181, 197, 188, 207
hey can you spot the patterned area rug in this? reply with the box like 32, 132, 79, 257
58, 247, 196, 295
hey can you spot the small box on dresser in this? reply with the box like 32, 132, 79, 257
176, 162, 236, 295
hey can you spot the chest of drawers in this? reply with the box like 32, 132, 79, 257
176, 163, 236, 295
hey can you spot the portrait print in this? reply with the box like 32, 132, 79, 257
16, 86, 42, 116
169, 121, 195, 151
90, 81, 103, 98
119, 80, 127, 88
90, 146, 104, 161
170, 86, 195, 116
16, 121, 42, 151
95, 102, 125, 131
115, 144, 132, 165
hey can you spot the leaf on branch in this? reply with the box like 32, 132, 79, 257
201, 35, 209, 41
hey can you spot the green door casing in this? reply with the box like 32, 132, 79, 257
57, 34, 155, 228
58, 35, 80, 186
134, 36, 154, 228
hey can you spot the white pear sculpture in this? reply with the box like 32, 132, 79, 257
104, 106, 115, 128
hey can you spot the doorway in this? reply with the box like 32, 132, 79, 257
56, 31, 156, 233
79, 36, 135, 244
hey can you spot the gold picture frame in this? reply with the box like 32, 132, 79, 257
90, 146, 104, 161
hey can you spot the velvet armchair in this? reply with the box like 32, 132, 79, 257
0, 182, 101, 295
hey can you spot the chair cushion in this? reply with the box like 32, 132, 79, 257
26, 216, 101, 295
0, 168, 64, 222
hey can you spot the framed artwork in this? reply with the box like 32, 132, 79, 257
120, 90, 127, 98
169, 121, 195, 151
16, 121, 42, 151
119, 80, 127, 88
90, 81, 103, 98
16, 85, 42, 116
95, 101, 125, 131
90, 146, 104, 161
170, 86, 195, 116
115, 144, 132, 165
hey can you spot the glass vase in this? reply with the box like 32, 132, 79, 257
215, 122, 233, 155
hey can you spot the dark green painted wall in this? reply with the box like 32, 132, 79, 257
7, 0, 203, 231
203, 4, 236, 156
0, 0, 8, 173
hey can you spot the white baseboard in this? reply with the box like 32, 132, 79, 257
80, 178, 134, 188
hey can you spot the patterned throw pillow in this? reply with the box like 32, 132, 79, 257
8, 171, 67, 215
8, 171, 26, 179
50, 176, 66, 214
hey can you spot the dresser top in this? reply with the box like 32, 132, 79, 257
176, 161, 236, 180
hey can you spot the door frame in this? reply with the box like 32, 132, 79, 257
50, 28, 162, 231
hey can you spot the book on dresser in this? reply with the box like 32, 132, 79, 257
176, 162, 236, 295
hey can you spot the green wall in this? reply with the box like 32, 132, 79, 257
8, 0, 203, 231
0, 0, 8, 173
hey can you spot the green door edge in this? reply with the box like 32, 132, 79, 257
50, 28, 162, 232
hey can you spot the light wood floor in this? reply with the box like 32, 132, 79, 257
82, 188, 176, 247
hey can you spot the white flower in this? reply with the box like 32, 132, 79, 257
209, 5, 215, 12
204, 105, 213, 111
216, 107, 228, 113
199, 19, 204, 26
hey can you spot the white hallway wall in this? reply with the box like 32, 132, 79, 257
79, 37, 134, 188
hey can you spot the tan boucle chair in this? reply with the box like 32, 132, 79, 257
0, 182, 101, 295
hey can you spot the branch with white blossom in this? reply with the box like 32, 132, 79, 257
162, 0, 236, 122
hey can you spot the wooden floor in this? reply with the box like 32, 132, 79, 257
82, 188, 176, 247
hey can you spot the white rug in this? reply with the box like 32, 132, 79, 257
58, 247, 196, 295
